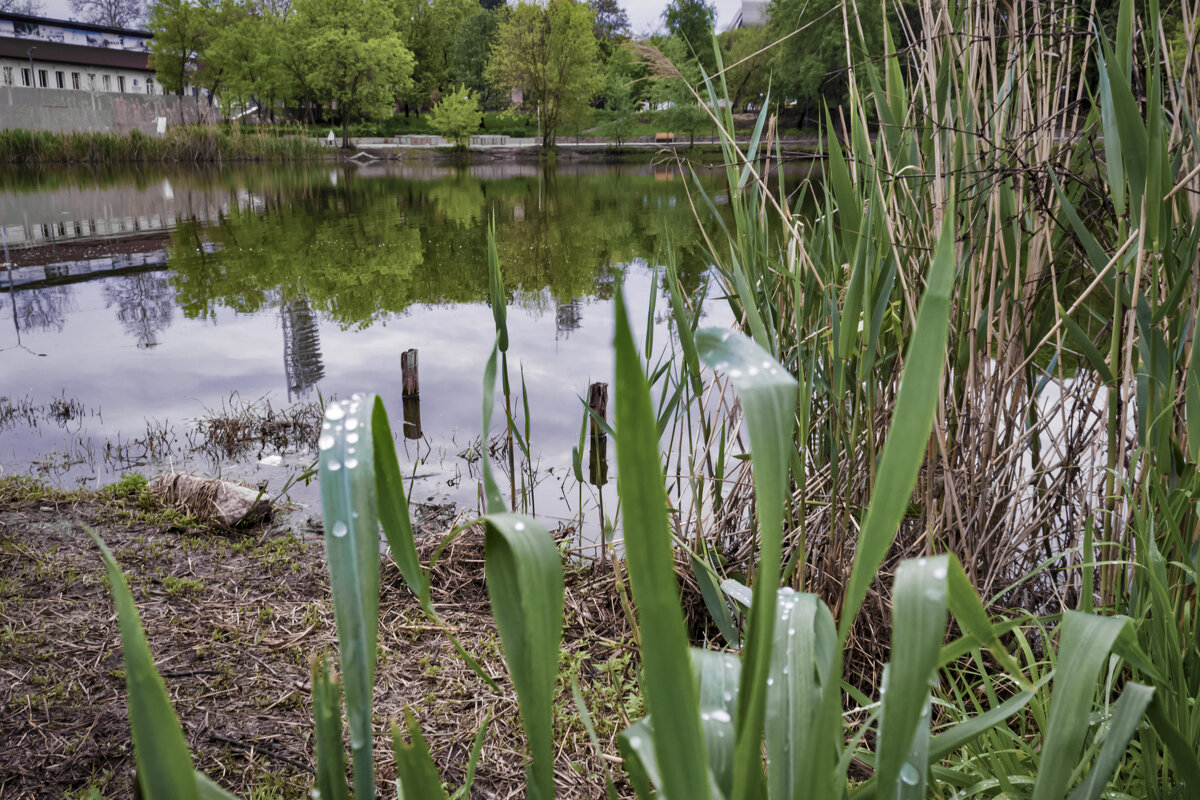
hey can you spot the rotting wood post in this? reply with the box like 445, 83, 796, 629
402, 395, 422, 440
588, 381, 608, 486
401, 349, 419, 397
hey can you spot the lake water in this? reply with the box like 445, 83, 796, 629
0, 160, 737, 535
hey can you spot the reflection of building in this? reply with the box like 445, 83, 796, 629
281, 298, 325, 400
103, 271, 175, 348
0, 11, 166, 95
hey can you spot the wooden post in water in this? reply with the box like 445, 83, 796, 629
401, 349, 419, 397
588, 381, 608, 486
402, 349, 421, 439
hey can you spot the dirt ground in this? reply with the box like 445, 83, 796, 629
0, 475, 637, 799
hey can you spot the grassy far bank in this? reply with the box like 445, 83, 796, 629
0, 127, 327, 164
0, 474, 636, 799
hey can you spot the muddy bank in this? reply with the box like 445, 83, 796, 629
0, 475, 635, 799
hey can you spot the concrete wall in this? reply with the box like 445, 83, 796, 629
0, 85, 216, 134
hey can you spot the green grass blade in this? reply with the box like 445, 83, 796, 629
619, 720, 661, 799
487, 216, 508, 353
319, 395, 381, 800
690, 546, 740, 647
693, 649, 741, 797
928, 679, 1049, 761
391, 708, 450, 800
944, 555, 1028, 684
1066, 683, 1155, 800
696, 327, 798, 800
665, 257, 703, 397
570, 678, 619, 800
372, 397, 429, 607
195, 774, 238, 800
311, 658, 350, 800
482, 511, 564, 800
1058, 304, 1116, 386
839, 202, 956, 640
1031, 612, 1128, 800
481, 344, 508, 513
452, 708, 495, 800
87, 527, 200, 800
765, 590, 837, 800
1145, 693, 1200, 792
613, 283, 710, 800
876, 556, 949, 798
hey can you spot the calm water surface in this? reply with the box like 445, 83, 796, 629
1, 161, 735, 533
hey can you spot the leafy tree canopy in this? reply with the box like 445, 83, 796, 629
766, 0, 884, 111
485, 0, 602, 148
662, 0, 715, 71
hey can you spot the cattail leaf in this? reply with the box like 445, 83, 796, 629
318, 394, 381, 800
392, 709, 450, 800
765, 590, 837, 800
311, 658, 350, 800
614, 283, 711, 800
693, 648, 741, 796
372, 397, 429, 607
696, 327, 797, 800
877, 556, 949, 798
87, 527, 200, 800
482, 511, 564, 800
1066, 683, 1155, 800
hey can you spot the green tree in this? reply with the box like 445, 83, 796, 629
449, 6, 506, 110
767, 0, 884, 112
716, 25, 771, 111
147, 0, 210, 95
662, 0, 715, 71
651, 35, 708, 146
395, 0, 478, 114
602, 44, 639, 147
429, 84, 483, 148
293, 0, 416, 146
486, 0, 603, 148
206, 3, 292, 121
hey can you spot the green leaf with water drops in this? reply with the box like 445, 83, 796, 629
614, 283, 710, 800
619, 719, 661, 800
765, 590, 837, 800
482, 511, 564, 800
693, 648, 741, 797
876, 556, 948, 800
319, 394, 381, 800
696, 327, 797, 800
88, 527, 200, 800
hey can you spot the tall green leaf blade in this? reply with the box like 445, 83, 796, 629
1031, 612, 1128, 800
696, 327, 798, 800
483, 511, 564, 800
877, 556, 949, 797
1066, 683, 1155, 800
392, 708, 450, 800
613, 284, 710, 800
839, 203, 956, 640
480, 344, 508, 513
87, 527, 200, 800
195, 774, 239, 800
312, 658, 350, 800
765, 590, 837, 800
372, 397, 429, 606
487, 216, 508, 353
619, 719, 662, 799
319, 394, 381, 800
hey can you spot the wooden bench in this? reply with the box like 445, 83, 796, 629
655, 132, 676, 143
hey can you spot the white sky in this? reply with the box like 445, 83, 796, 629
39, 0, 748, 36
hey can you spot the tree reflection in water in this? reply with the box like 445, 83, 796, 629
103, 273, 175, 349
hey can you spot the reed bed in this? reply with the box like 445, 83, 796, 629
0, 125, 326, 164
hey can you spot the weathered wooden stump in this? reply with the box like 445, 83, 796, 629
401, 349, 419, 397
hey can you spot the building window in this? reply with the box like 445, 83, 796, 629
38, 69, 48, 87
55, 71, 64, 89
2, 66, 11, 86
117, 76, 125, 93
146, 77, 154, 94
87, 73, 95, 90
72, 72, 80, 90
22, 68, 31, 86
103, 74, 111, 91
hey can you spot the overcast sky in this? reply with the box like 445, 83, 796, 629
39, 0, 748, 36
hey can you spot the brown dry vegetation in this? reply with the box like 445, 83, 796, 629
0, 476, 636, 799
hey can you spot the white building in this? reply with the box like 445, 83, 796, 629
727, 1, 768, 30
0, 11, 164, 96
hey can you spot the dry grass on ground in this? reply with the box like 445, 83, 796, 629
0, 475, 636, 799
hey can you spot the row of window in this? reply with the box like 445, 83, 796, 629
1, 64, 154, 93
